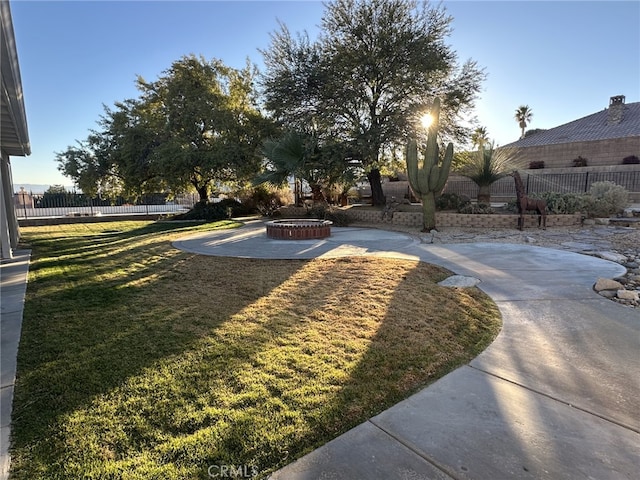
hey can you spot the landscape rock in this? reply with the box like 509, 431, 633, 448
598, 290, 618, 299
617, 290, 640, 302
594, 251, 628, 263
561, 241, 596, 251
594, 278, 624, 292
438, 275, 481, 288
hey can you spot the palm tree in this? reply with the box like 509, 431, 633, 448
515, 105, 533, 139
256, 132, 355, 204
460, 143, 512, 204
471, 126, 489, 150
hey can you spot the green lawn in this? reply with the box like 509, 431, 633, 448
11, 220, 501, 479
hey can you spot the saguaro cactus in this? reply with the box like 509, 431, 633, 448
406, 98, 453, 231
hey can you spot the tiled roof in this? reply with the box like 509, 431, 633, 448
502, 101, 640, 148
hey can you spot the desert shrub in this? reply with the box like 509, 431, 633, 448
458, 202, 494, 214
325, 210, 352, 227
307, 205, 352, 226
217, 198, 252, 217
529, 160, 545, 169
172, 201, 239, 221
458, 143, 511, 204
622, 155, 639, 165
235, 185, 291, 216
436, 192, 470, 211
572, 156, 588, 167
307, 205, 327, 220
582, 181, 629, 218
503, 199, 518, 213
529, 192, 586, 214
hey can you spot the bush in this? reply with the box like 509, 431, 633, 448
217, 198, 252, 217
235, 185, 291, 217
529, 192, 585, 214
436, 192, 470, 211
529, 160, 545, 169
171, 201, 237, 221
622, 155, 639, 165
458, 202, 494, 214
503, 199, 518, 213
582, 181, 629, 218
307, 205, 352, 226
572, 156, 588, 167
507, 184, 629, 217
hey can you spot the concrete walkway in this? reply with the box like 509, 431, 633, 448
174, 221, 640, 480
0, 250, 30, 480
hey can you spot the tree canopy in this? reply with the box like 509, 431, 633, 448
57, 1, 487, 208
261, 0, 485, 205
57, 55, 272, 202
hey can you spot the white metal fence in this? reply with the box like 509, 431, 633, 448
14, 193, 198, 219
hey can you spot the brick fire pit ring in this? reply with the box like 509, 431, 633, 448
265, 219, 332, 240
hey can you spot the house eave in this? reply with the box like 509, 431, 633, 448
1, 0, 31, 157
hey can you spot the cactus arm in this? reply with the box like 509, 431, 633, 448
430, 142, 453, 192
406, 139, 420, 193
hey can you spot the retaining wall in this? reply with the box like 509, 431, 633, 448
345, 209, 582, 229
279, 206, 582, 229
417, 212, 580, 229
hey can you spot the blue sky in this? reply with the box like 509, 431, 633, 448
9, 0, 640, 188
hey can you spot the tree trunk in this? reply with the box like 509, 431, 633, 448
310, 184, 326, 203
294, 178, 302, 206
196, 184, 209, 204
420, 192, 437, 232
477, 185, 491, 204
367, 168, 386, 206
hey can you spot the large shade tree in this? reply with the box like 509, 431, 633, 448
261, 0, 485, 206
138, 56, 270, 202
57, 94, 167, 199
56, 139, 115, 199
57, 55, 272, 203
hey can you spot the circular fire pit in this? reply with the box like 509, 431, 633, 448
266, 219, 332, 240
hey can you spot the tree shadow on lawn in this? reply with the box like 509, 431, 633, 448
11, 225, 501, 479
10, 222, 275, 471
24, 221, 238, 276
158, 258, 500, 479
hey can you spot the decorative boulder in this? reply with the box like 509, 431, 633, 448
594, 278, 624, 292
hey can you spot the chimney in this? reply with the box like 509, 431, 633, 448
607, 95, 625, 125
